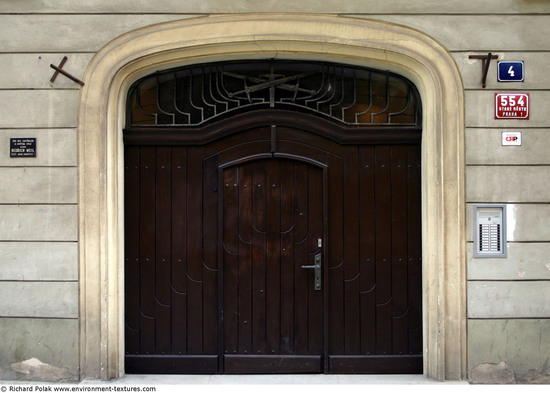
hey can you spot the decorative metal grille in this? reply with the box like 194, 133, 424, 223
127, 61, 420, 127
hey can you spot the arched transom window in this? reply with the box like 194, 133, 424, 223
127, 60, 421, 128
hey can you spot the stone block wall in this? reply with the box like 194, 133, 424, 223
0, 0, 549, 383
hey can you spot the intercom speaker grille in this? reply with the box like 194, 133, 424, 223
479, 221, 501, 252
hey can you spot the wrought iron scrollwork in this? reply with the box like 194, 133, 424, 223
127, 60, 420, 127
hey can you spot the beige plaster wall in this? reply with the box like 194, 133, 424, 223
0, 0, 548, 384
1, 0, 549, 14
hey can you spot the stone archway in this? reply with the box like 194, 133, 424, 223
77, 14, 466, 380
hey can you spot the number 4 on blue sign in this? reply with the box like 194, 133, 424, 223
498, 61, 524, 82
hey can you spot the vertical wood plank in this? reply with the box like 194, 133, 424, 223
308, 165, 324, 355
293, 162, 309, 353
139, 147, 156, 355
187, 277, 203, 354
343, 147, 360, 355
155, 147, 172, 354
279, 160, 295, 354
171, 293, 187, 355
203, 268, 218, 354
187, 147, 204, 282
171, 147, 188, 354
374, 146, 392, 355
223, 166, 239, 355
266, 159, 281, 354
328, 156, 345, 354
359, 146, 376, 355
251, 161, 267, 354
124, 146, 140, 354
238, 163, 253, 355
203, 156, 219, 271
390, 145, 409, 355
202, 156, 218, 354
187, 147, 203, 354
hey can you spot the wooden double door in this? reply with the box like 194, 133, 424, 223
124, 113, 422, 374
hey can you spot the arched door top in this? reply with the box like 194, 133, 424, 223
126, 60, 421, 128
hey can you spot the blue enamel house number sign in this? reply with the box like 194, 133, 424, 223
498, 61, 524, 82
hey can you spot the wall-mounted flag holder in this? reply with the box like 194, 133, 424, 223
50, 56, 85, 87
469, 53, 498, 88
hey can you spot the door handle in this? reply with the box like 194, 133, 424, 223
301, 253, 322, 291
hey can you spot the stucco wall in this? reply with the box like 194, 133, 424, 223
0, 0, 549, 383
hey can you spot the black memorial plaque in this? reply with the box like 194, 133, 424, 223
10, 138, 36, 158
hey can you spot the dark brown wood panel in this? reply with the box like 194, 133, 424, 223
374, 145, 393, 356
124, 111, 422, 374
171, 147, 188, 355
124, 146, 140, 355
324, 144, 422, 373
280, 160, 296, 355
203, 154, 219, 356
329, 355, 422, 374
138, 147, 156, 355
391, 145, 409, 355
124, 145, 220, 373
222, 159, 325, 372
306, 163, 324, 355
358, 145, 376, 355
266, 159, 281, 354
224, 355, 322, 374
155, 147, 171, 355
344, 147, 361, 355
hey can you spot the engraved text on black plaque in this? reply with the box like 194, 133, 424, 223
10, 138, 37, 158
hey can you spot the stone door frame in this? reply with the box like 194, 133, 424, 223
77, 14, 466, 381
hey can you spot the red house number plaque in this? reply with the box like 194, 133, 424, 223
495, 93, 529, 119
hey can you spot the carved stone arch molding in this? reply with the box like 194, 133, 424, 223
78, 14, 466, 380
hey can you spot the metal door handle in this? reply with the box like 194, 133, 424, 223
301, 253, 322, 291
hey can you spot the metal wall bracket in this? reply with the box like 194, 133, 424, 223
50, 56, 85, 87
469, 53, 498, 88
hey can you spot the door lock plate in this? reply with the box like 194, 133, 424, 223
301, 253, 322, 291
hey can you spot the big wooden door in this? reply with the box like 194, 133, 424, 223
221, 159, 325, 373
124, 60, 424, 375
124, 115, 422, 374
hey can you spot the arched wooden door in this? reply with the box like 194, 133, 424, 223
221, 158, 325, 373
123, 60, 422, 375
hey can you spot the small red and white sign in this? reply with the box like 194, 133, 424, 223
495, 93, 529, 119
502, 131, 522, 146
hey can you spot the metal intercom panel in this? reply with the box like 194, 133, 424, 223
474, 204, 507, 258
